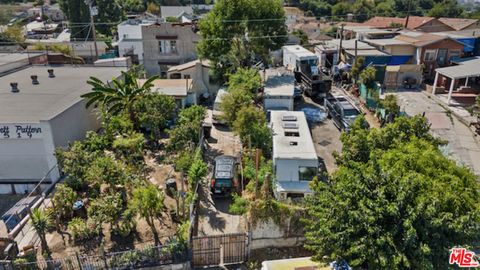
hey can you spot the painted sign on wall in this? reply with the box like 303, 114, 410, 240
0, 125, 42, 139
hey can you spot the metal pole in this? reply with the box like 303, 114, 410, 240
86, 1, 99, 60
338, 24, 344, 64
405, 0, 412, 29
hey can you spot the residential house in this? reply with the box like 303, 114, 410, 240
160, 6, 194, 23
27, 4, 65, 21
116, 16, 158, 64
142, 22, 200, 77
291, 21, 333, 45
0, 65, 125, 194
360, 16, 454, 32
316, 39, 377, 68
438, 18, 480, 31
341, 25, 398, 40
140, 78, 194, 108
395, 32, 464, 80
167, 59, 220, 97
271, 111, 318, 200
284, 7, 304, 29
365, 38, 416, 65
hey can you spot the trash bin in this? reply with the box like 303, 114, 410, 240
165, 178, 178, 197
203, 122, 212, 139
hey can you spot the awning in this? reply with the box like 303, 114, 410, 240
436, 63, 480, 79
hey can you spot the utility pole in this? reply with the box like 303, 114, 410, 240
84, 0, 99, 61
405, 0, 412, 29
337, 24, 344, 65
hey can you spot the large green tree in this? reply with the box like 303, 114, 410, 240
197, 0, 287, 78
232, 105, 272, 154
304, 116, 480, 269
134, 93, 176, 140
58, 0, 123, 39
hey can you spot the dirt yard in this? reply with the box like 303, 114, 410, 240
45, 155, 182, 258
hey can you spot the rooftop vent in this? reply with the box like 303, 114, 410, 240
10, 82, 19, 93
283, 122, 299, 129
282, 115, 297, 122
47, 69, 55, 78
31, 75, 39, 85
289, 141, 298, 146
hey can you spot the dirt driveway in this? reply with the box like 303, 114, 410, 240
196, 110, 245, 236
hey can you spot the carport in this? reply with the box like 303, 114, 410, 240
433, 60, 480, 104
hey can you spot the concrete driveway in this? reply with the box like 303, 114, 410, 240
396, 90, 480, 176
197, 110, 245, 236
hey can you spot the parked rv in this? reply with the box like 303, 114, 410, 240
324, 95, 361, 132
282, 45, 331, 100
210, 155, 237, 197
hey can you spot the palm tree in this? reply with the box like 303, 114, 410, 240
30, 208, 51, 256
82, 71, 159, 124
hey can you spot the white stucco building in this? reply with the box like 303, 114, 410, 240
0, 66, 125, 194
116, 18, 157, 64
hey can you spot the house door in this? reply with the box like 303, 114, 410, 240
437, 49, 448, 66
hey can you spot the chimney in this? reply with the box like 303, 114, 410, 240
10, 82, 19, 93
31, 75, 39, 85
47, 69, 55, 78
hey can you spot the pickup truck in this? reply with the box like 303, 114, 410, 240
324, 95, 361, 132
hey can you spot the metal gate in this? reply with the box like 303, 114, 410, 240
191, 233, 248, 267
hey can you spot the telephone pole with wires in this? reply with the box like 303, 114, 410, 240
405, 0, 412, 29
84, 0, 99, 61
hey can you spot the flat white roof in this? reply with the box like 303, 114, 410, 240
141, 79, 190, 97
436, 58, 480, 79
325, 39, 375, 50
264, 74, 295, 97
0, 66, 126, 123
271, 111, 317, 160
283, 45, 317, 59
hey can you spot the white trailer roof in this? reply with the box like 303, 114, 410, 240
271, 111, 317, 160
264, 74, 295, 97
283, 45, 317, 60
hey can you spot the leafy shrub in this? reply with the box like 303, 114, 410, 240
52, 184, 77, 221
67, 218, 100, 242
229, 193, 249, 215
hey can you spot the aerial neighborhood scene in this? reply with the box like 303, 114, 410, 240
1, 0, 480, 269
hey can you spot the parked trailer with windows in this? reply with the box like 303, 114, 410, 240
270, 111, 319, 200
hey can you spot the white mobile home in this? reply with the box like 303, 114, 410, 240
271, 111, 318, 200
264, 73, 295, 111
282, 45, 318, 72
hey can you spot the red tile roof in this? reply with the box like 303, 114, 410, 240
438, 18, 479, 31
363, 16, 435, 29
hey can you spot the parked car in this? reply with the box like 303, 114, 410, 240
324, 94, 361, 132
210, 155, 237, 197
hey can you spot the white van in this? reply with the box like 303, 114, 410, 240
212, 88, 228, 125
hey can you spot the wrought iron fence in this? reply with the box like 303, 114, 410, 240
2, 244, 187, 270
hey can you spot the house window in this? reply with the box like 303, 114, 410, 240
449, 50, 461, 61
158, 41, 163, 53
183, 74, 191, 79
284, 131, 299, 137
170, 73, 181, 79
170, 40, 177, 53
424, 50, 436, 61
298, 166, 317, 181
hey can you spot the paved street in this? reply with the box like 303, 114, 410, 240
197, 110, 245, 236
396, 90, 480, 176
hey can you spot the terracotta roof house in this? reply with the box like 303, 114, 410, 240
395, 31, 464, 80
438, 18, 480, 31
361, 16, 454, 32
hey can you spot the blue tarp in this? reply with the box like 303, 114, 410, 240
456, 38, 476, 53
301, 107, 327, 123
388, 55, 412, 65
365, 56, 391, 66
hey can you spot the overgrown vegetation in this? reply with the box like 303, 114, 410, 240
303, 115, 480, 269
